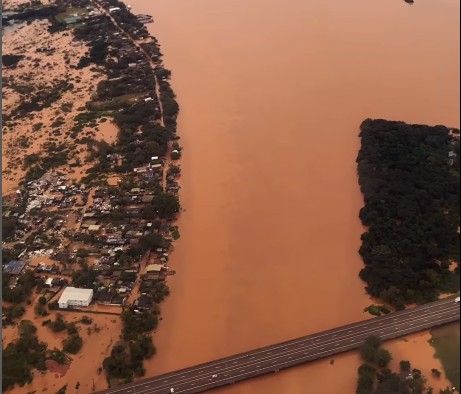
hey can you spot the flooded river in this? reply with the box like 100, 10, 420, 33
125, 0, 459, 392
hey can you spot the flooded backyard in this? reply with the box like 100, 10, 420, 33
120, 0, 461, 392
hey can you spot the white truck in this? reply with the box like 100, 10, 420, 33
455, 297, 460, 303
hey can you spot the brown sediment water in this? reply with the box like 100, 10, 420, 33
121, 0, 460, 392
385, 331, 453, 392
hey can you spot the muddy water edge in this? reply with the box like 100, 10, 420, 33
123, 0, 459, 392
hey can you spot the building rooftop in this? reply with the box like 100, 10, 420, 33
58, 287, 93, 304
4, 261, 26, 275
146, 264, 164, 273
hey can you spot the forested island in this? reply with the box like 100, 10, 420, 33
357, 119, 460, 308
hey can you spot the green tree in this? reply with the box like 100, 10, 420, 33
400, 360, 411, 372
151, 192, 180, 219
50, 314, 67, 332
62, 334, 83, 354
375, 348, 392, 367
356, 363, 376, 394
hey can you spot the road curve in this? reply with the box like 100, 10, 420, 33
96, 298, 460, 394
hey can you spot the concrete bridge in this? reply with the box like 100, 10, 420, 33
97, 297, 460, 394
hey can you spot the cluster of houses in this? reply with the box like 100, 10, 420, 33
2, 0, 181, 322
2, 163, 177, 311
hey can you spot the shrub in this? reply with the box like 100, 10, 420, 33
62, 334, 83, 354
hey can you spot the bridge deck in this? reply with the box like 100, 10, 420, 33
97, 297, 460, 394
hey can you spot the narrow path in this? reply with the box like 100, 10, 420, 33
90, 1, 173, 190
127, 250, 151, 304
90, 0, 165, 127
161, 143, 172, 192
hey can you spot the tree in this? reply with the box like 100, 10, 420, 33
62, 334, 83, 354
49, 314, 67, 332
150, 280, 170, 303
2, 218, 18, 240
34, 301, 48, 317
375, 348, 392, 367
48, 348, 68, 364
359, 335, 382, 363
400, 360, 411, 372
151, 192, 180, 219
356, 363, 376, 394
139, 233, 165, 253
103, 345, 133, 380
2, 321, 47, 391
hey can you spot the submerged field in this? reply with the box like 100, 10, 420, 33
430, 322, 460, 389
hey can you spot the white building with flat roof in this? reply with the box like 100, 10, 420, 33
58, 287, 93, 309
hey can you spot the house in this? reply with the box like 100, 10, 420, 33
96, 292, 113, 305
150, 163, 162, 171
111, 295, 126, 305
448, 151, 458, 166
134, 294, 152, 310
142, 195, 154, 203
58, 287, 93, 309
4, 261, 26, 276
146, 264, 164, 273
52, 277, 67, 287
88, 224, 101, 234
112, 270, 123, 279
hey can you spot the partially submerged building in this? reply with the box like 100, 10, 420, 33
58, 287, 93, 309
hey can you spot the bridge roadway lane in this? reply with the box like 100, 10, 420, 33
98, 298, 460, 394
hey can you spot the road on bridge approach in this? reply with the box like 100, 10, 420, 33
97, 297, 460, 394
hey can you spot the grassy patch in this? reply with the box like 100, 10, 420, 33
429, 321, 460, 389
86, 94, 144, 111
55, 7, 88, 23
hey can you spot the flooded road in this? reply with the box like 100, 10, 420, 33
125, 0, 460, 392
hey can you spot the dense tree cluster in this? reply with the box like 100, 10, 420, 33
2, 321, 47, 390
2, 271, 37, 304
2, 304, 26, 327
103, 308, 158, 380
357, 119, 460, 307
2, 54, 25, 67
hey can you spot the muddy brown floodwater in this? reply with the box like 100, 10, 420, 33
124, 0, 459, 392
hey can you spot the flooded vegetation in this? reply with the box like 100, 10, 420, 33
429, 322, 461, 389
357, 120, 460, 308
